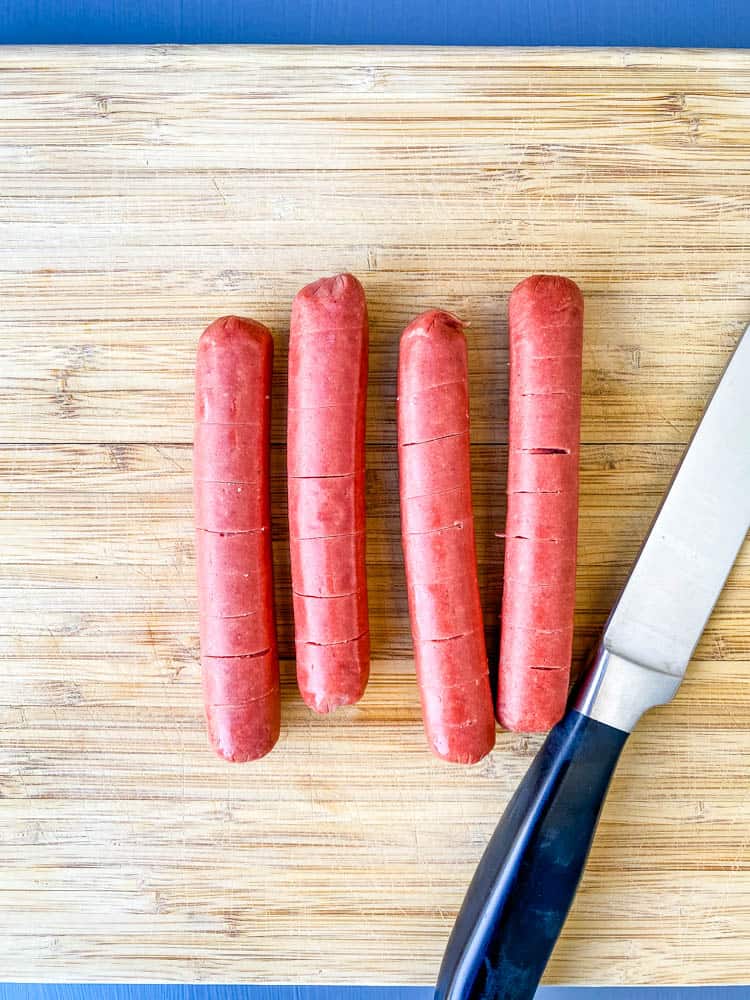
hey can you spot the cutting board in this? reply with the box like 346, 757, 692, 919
2, 45, 750, 986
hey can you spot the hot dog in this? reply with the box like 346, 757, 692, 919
497, 275, 583, 732
287, 274, 369, 713
398, 310, 495, 764
194, 316, 279, 761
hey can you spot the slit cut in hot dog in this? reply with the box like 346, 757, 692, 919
287, 274, 370, 713
398, 310, 495, 764
497, 275, 583, 733
194, 316, 280, 761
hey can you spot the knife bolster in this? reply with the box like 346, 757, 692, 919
573, 643, 682, 732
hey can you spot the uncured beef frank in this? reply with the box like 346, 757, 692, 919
194, 316, 280, 762
498, 275, 584, 732
398, 310, 495, 764
288, 274, 370, 712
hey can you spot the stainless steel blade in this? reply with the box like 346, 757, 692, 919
576, 322, 750, 731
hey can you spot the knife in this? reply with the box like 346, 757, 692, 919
435, 322, 750, 1000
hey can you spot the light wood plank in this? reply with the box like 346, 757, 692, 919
2, 45, 750, 985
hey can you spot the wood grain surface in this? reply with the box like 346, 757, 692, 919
2, 45, 750, 986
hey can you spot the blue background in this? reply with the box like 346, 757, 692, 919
0, 0, 750, 47
2, 988, 750, 1000
1, 1, 748, 998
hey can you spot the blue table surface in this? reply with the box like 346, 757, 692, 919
2, 1, 748, 997
2, 987, 750, 1000
1, 0, 750, 47
2, 988, 750, 1000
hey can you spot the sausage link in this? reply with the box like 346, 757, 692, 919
498, 275, 583, 732
398, 310, 495, 764
287, 274, 369, 713
194, 316, 279, 761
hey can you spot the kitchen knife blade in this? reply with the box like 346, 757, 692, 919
435, 321, 750, 1000
577, 319, 750, 731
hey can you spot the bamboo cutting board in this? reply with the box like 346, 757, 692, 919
2, 45, 750, 985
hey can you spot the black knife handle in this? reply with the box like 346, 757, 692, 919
435, 709, 628, 1000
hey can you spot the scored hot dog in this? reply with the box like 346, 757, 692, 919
287, 274, 370, 713
398, 310, 495, 764
497, 275, 583, 732
194, 316, 280, 761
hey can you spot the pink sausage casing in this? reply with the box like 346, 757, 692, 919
398, 310, 495, 764
287, 274, 370, 713
497, 275, 583, 733
194, 316, 280, 762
